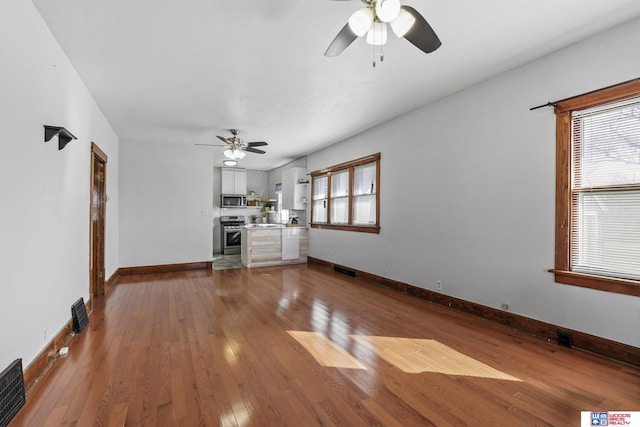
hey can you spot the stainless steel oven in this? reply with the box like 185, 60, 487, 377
220, 216, 245, 255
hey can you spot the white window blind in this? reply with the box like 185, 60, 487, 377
571, 97, 640, 280
353, 162, 377, 225
331, 170, 349, 224
313, 175, 328, 223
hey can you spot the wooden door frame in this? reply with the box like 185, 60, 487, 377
90, 143, 108, 298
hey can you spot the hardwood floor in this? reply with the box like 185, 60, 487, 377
11, 264, 639, 426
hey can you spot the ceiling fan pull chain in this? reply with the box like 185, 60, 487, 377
372, 43, 376, 67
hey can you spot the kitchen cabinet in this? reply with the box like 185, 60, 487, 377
221, 168, 247, 194
281, 228, 300, 260
282, 167, 308, 210
241, 226, 308, 268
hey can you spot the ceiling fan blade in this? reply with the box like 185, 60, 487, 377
194, 144, 225, 147
245, 147, 266, 154
324, 23, 358, 57
216, 135, 230, 143
402, 6, 441, 54
246, 141, 268, 147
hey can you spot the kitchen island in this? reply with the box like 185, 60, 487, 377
241, 225, 308, 268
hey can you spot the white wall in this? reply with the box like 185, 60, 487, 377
119, 140, 213, 266
0, 0, 119, 369
307, 18, 640, 347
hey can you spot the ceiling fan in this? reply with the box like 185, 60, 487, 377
196, 129, 268, 160
324, 0, 441, 62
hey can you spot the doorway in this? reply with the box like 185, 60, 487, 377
90, 143, 107, 297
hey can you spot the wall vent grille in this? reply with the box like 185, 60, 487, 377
0, 359, 26, 426
334, 265, 356, 277
71, 297, 89, 334
557, 329, 573, 348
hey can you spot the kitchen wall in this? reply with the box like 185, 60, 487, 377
307, 17, 640, 347
247, 169, 269, 198
0, 0, 120, 369
268, 157, 307, 199
120, 140, 213, 266
269, 157, 308, 224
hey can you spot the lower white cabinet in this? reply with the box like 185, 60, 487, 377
281, 228, 300, 260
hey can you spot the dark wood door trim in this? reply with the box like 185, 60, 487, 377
90, 143, 107, 299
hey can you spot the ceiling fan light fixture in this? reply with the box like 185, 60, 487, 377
366, 22, 388, 46
224, 148, 246, 159
375, 0, 401, 23
348, 7, 374, 37
390, 8, 415, 37
223, 159, 238, 166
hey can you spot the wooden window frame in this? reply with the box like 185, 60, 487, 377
551, 80, 640, 297
310, 153, 381, 234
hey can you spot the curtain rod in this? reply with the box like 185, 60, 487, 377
529, 77, 640, 111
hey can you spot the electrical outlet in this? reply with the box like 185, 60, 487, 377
436, 280, 442, 290
500, 303, 509, 311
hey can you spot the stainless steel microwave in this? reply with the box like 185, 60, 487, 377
221, 194, 247, 208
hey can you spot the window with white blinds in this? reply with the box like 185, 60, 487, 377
570, 97, 640, 280
310, 153, 380, 233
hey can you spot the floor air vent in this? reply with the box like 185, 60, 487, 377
71, 297, 89, 333
334, 265, 356, 277
0, 359, 26, 426
557, 329, 573, 348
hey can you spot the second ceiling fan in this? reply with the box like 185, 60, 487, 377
325, 0, 441, 61
197, 129, 268, 160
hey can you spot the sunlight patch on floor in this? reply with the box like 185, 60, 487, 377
287, 331, 367, 370
351, 335, 521, 381
288, 331, 520, 381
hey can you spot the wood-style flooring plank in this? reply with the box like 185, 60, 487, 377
10, 264, 639, 426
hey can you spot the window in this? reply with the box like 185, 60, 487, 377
552, 80, 640, 297
311, 153, 380, 233
275, 183, 288, 224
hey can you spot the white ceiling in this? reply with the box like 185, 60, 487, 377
33, 0, 640, 170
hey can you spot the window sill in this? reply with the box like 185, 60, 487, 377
550, 269, 640, 297
310, 223, 381, 234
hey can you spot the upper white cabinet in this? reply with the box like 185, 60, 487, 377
221, 168, 247, 194
282, 167, 308, 210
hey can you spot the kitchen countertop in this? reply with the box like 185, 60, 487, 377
243, 224, 306, 229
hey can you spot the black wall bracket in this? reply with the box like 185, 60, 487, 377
44, 125, 77, 150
